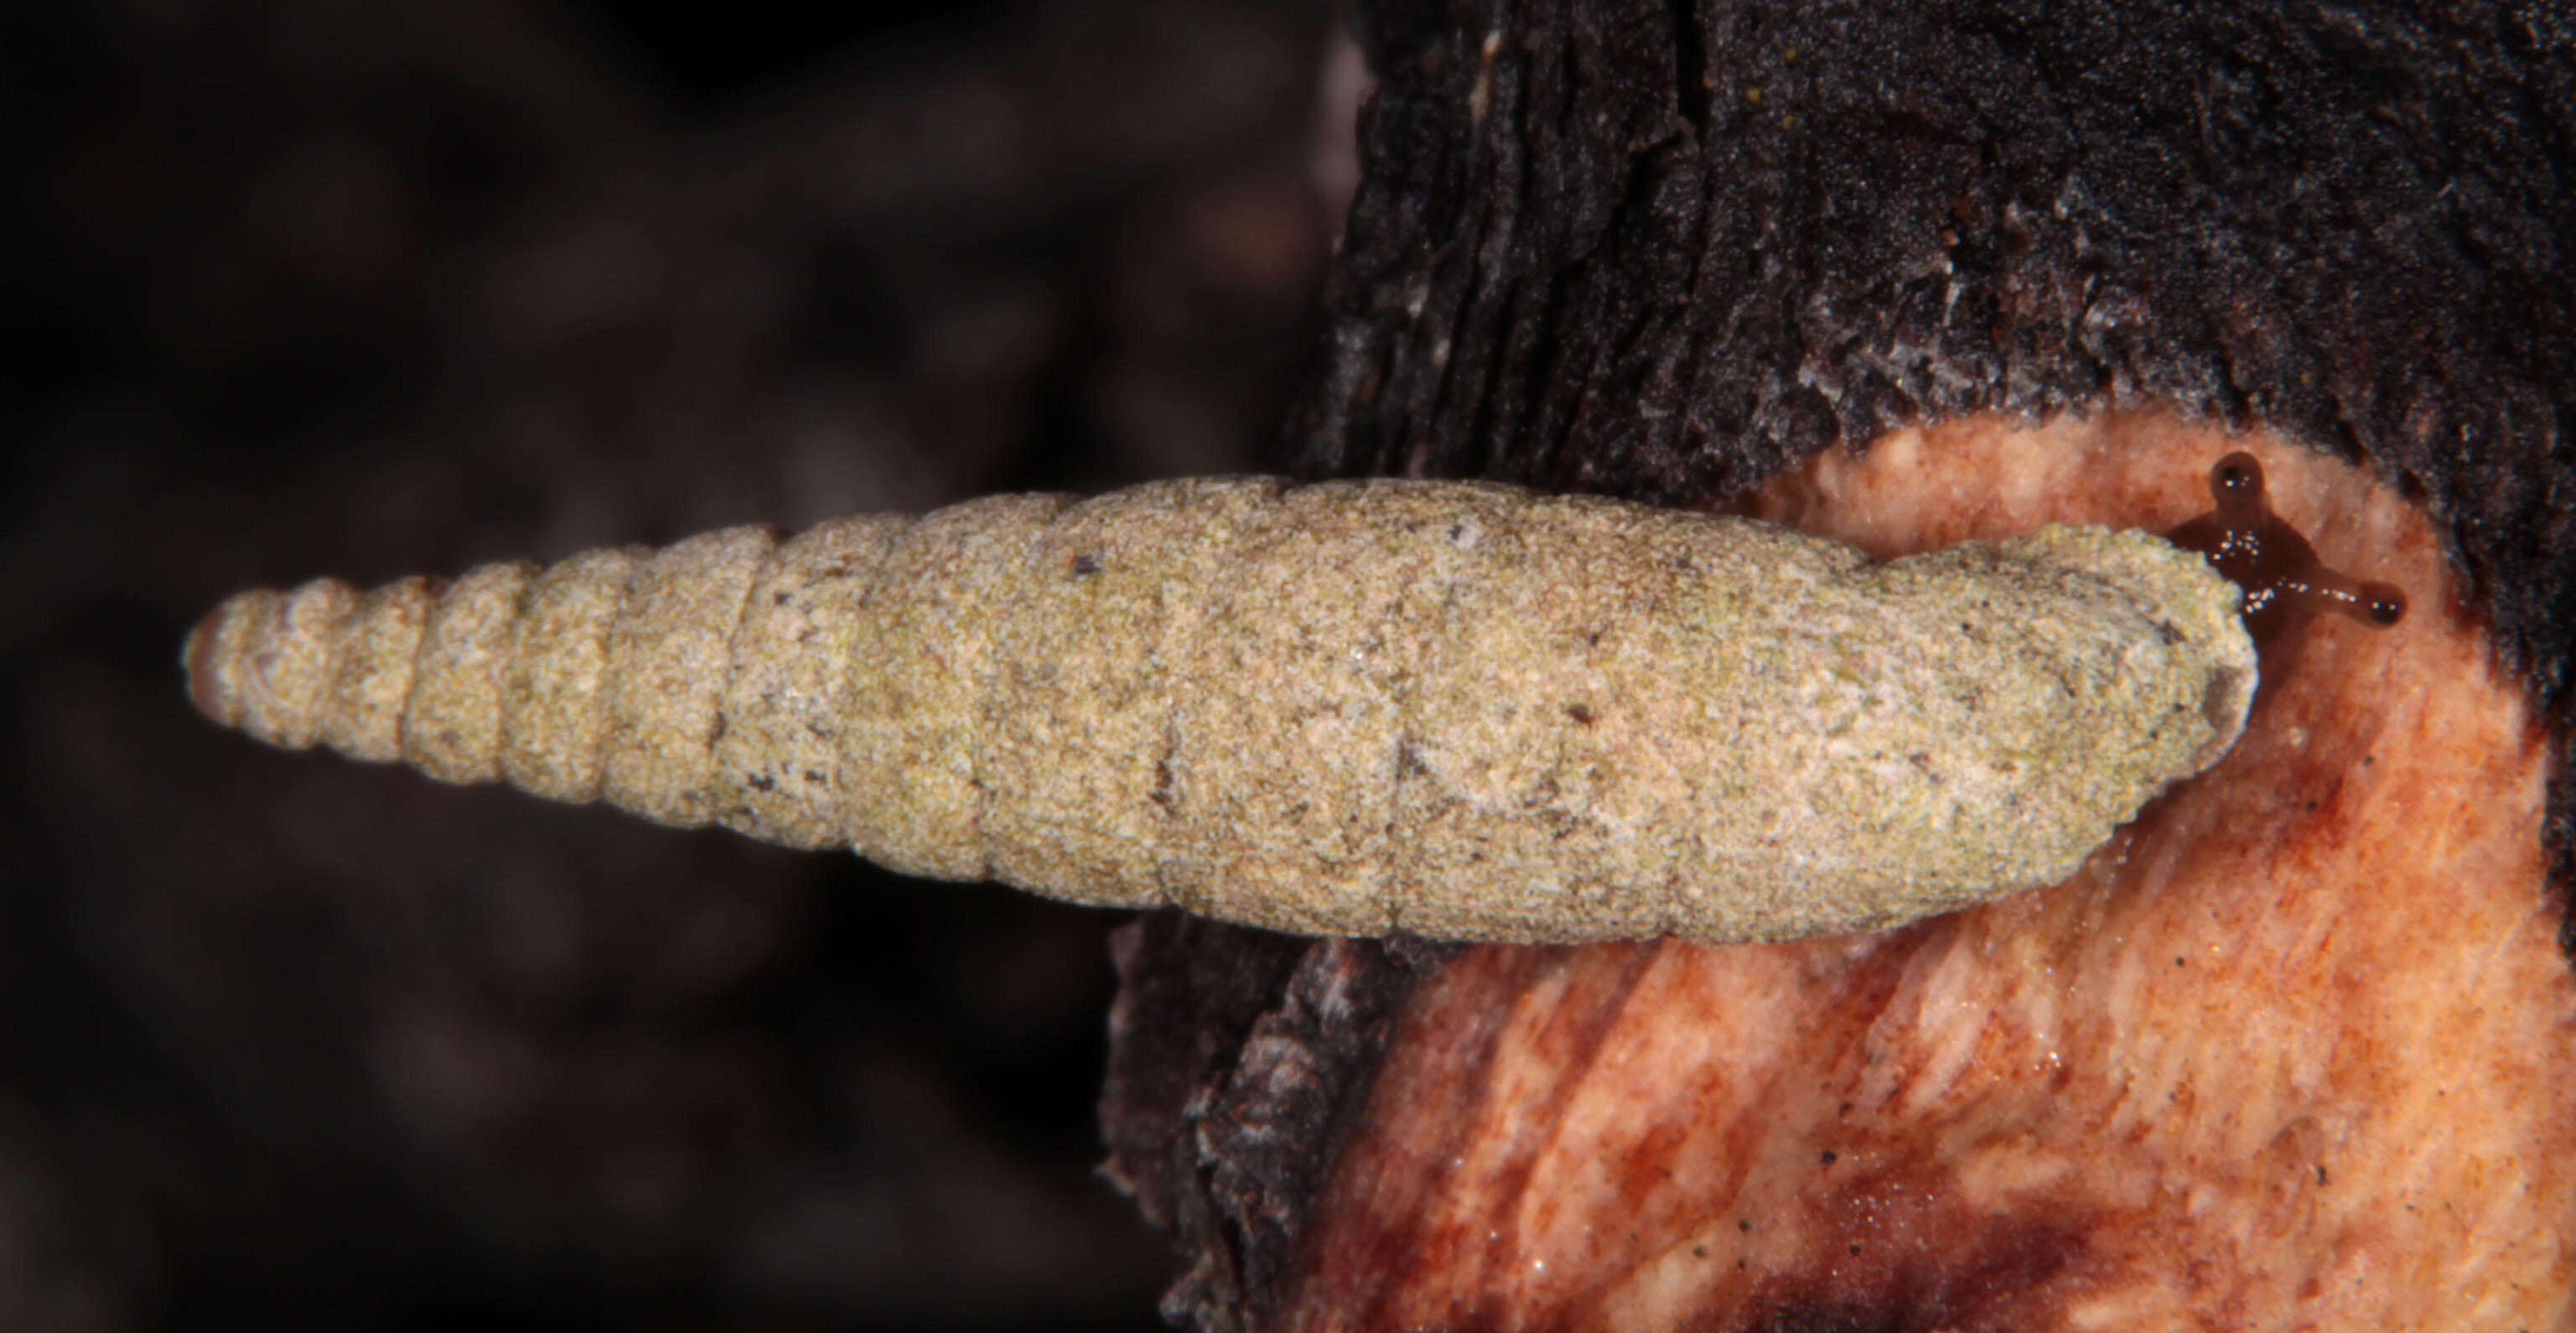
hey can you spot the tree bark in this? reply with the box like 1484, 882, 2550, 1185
1101, 2, 2576, 1328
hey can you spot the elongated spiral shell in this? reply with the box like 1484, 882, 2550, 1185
184, 477, 2255, 944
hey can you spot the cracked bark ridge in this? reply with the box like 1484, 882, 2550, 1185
1099, 915, 1459, 1332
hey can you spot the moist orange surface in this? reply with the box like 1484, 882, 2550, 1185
1285, 412, 2576, 1330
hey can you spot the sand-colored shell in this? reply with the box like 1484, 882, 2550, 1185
184, 477, 2254, 944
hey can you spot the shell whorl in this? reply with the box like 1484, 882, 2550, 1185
184, 526, 790, 834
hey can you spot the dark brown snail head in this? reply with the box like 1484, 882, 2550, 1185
2165, 451, 2406, 647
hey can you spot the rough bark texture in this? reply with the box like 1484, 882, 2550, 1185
1099, 915, 1459, 1327
1100, 2, 2576, 1327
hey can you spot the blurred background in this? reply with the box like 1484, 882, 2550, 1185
0, 0, 1343, 1326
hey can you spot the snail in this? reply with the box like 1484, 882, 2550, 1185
183, 468, 2344, 945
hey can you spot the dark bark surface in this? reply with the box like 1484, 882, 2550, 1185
1101, 2, 2576, 1326
1098, 915, 1458, 1330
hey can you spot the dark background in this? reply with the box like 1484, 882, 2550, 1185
0, 1, 1338, 1326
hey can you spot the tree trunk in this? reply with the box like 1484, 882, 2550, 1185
1101, 2, 2576, 1327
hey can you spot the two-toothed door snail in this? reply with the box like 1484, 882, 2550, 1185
184, 455, 2397, 945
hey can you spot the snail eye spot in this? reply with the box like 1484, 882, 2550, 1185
2212, 454, 2261, 502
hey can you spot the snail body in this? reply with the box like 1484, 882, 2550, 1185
187, 476, 2258, 945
